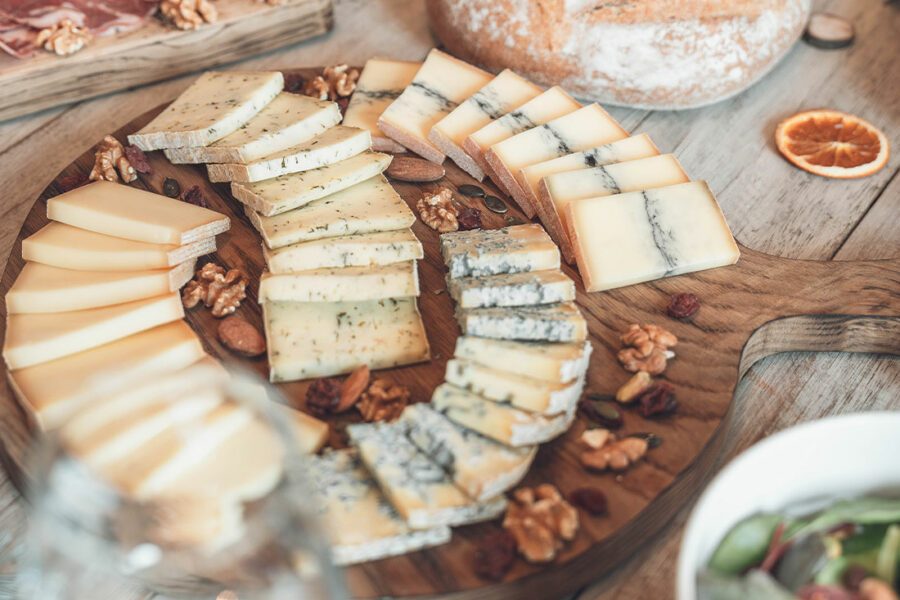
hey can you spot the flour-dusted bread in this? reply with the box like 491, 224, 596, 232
426, 0, 811, 110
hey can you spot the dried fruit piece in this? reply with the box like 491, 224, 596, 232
667, 292, 700, 319
804, 13, 855, 49
568, 488, 608, 516
503, 484, 579, 563
636, 382, 678, 418
841, 565, 868, 591
217, 316, 265, 357
182, 185, 208, 208
386, 156, 445, 182
57, 173, 89, 193
473, 530, 517, 581
163, 177, 181, 198
457, 206, 483, 231
616, 371, 652, 403
336, 365, 370, 413
578, 399, 623, 430
306, 378, 342, 417
124, 145, 151, 174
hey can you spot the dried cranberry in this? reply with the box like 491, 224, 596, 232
457, 206, 483, 230
283, 73, 305, 93
841, 564, 868, 591
568, 488, 608, 516
473, 530, 516, 581
336, 96, 351, 115
578, 398, 623, 429
56, 172, 88, 193
305, 378, 342, 417
182, 185, 208, 208
124, 145, 152, 174
636, 382, 677, 418
667, 293, 700, 319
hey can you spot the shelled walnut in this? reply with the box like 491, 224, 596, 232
182, 263, 247, 317
89, 136, 136, 183
617, 323, 677, 375
417, 188, 458, 232
160, 0, 218, 30
303, 64, 359, 100
36, 19, 91, 56
579, 428, 648, 471
356, 378, 409, 422
502, 484, 579, 563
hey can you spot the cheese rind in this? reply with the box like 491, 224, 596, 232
457, 302, 587, 342
448, 270, 575, 308
258, 262, 420, 303
566, 181, 740, 291
440, 224, 560, 279
454, 337, 592, 384
128, 71, 284, 150
264, 230, 422, 273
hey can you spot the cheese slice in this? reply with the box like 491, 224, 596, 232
308, 450, 451, 565
566, 181, 741, 292
4, 293, 184, 370
6, 260, 195, 314
231, 151, 392, 217
247, 176, 415, 249
429, 69, 542, 179
464, 86, 581, 184
401, 404, 536, 501
269, 403, 328, 455
431, 383, 575, 447
263, 298, 430, 381
457, 302, 587, 342
447, 270, 575, 308
542, 154, 691, 262
347, 420, 507, 529
258, 261, 419, 303
128, 71, 284, 150
47, 181, 230, 245
22, 222, 215, 272
343, 58, 422, 153
264, 230, 422, 273
454, 337, 592, 384
377, 48, 492, 163
440, 224, 560, 279
207, 126, 372, 183
162, 94, 341, 164
8, 321, 205, 430
485, 104, 628, 217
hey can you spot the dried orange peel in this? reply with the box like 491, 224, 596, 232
775, 109, 890, 179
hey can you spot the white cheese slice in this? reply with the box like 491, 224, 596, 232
4, 293, 184, 370
485, 104, 628, 217
429, 69, 542, 179
264, 230, 422, 273
162, 93, 341, 164
269, 403, 329, 455
343, 58, 422, 153
128, 71, 284, 150
308, 450, 450, 565
47, 181, 230, 245
464, 86, 581, 184
246, 175, 415, 249
566, 181, 741, 292
440, 224, 560, 279
377, 48, 492, 163
457, 302, 587, 342
454, 337, 592, 384
258, 261, 419, 303
401, 404, 536, 501
347, 420, 507, 529
262, 298, 430, 381
231, 151, 392, 217
447, 270, 575, 308
22, 222, 215, 272
431, 383, 575, 447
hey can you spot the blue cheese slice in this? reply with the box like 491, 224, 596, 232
447, 270, 575, 308
258, 261, 419, 303
231, 152, 392, 217
431, 383, 575, 447
401, 404, 536, 501
128, 71, 284, 150
263, 230, 422, 273
347, 420, 506, 529
454, 337, 592, 384
456, 302, 587, 342
440, 224, 560, 279
162, 94, 341, 164
206, 126, 371, 183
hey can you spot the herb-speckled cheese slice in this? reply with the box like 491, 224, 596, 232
263, 230, 422, 273
231, 152, 392, 217
262, 298, 430, 381
456, 302, 587, 342
207, 126, 371, 183
258, 261, 419, 303
454, 337, 592, 384
401, 404, 536, 501
447, 270, 575, 308
347, 420, 506, 529
163, 94, 341, 164
128, 71, 284, 150
440, 224, 560, 279
431, 383, 575, 447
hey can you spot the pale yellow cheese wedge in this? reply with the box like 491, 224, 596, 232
269, 403, 328, 455
258, 262, 420, 303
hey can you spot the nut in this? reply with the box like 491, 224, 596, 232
306, 378, 342, 417
182, 263, 248, 317
302, 76, 330, 101
356, 378, 410, 422
615, 371, 652, 403
36, 19, 91, 56
417, 188, 458, 232
386, 156, 446, 182
303, 65, 360, 100
89, 135, 137, 183
859, 578, 899, 600
617, 323, 678, 374
580, 428, 612, 450
336, 365, 370, 413
217, 316, 265, 357
580, 434, 648, 471
161, 0, 217, 29
502, 484, 579, 563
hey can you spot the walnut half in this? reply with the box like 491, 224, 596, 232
36, 19, 91, 56
161, 0, 218, 30
89, 135, 136, 183
182, 263, 248, 318
502, 484, 579, 563
417, 188, 458, 233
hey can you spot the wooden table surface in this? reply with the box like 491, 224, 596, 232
0, 0, 896, 598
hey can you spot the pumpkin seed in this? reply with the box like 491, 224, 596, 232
458, 184, 485, 198
483, 195, 508, 214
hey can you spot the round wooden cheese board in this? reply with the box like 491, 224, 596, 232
0, 68, 898, 599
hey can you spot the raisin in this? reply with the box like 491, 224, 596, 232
457, 206, 483, 230
124, 145, 152, 174
283, 73, 305, 93
667, 292, 700, 319
182, 185, 208, 208
578, 399, 623, 429
474, 530, 516, 581
162, 177, 181, 198
841, 564, 868, 591
305, 378, 342, 417
636, 382, 678, 418
568, 488, 608, 516
56, 173, 88, 193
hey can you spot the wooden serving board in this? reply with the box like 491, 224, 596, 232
0, 0, 333, 122
1, 68, 898, 599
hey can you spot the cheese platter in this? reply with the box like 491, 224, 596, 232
0, 59, 897, 600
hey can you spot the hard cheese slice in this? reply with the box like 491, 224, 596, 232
485, 104, 628, 217
207, 126, 371, 183
440, 224, 560, 279
457, 302, 587, 342
231, 151, 392, 217
258, 262, 419, 303
431, 383, 575, 447
263, 298, 430, 381
247, 175, 415, 249
448, 270, 575, 308
377, 48, 492, 163
566, 181, 741, 291
163, 93, 341, 164
129, 71, 284, 150
401, 404, 536, 501
6, 260, 195, 314
343, 58, 422, 153
22, 222, 215, 272
270, 403, 329, 455
454, 337, 592, 384
264, 230, 422, 273
4, 293, 184, 370
308, 450, 451, 565
429, 69, 542, 179
47, 181, 230, 245
347, 420, 506, 529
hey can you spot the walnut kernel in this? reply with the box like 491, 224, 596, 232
182, 263, 248, 317
356, 378, 410, 422
161, 0, 218, 30
36, 19, 91, 56
580, 433, 648, 471
89, 136, 136, 183
617, 323, 678, 374
417, 188, 458, 232
502, 484, 579, 563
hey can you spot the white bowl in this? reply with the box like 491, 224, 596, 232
677, 412, 900, 599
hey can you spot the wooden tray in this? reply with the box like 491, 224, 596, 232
1, 68, 898, 599
0, 0, 333, 122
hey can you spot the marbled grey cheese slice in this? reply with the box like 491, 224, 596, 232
447, 269, 575, 308
456, 302, 587, 342
440, 224, 560, 279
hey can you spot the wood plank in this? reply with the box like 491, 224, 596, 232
833, 170, 900, 261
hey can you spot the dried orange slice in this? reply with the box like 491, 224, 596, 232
775, 109, 890, 178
